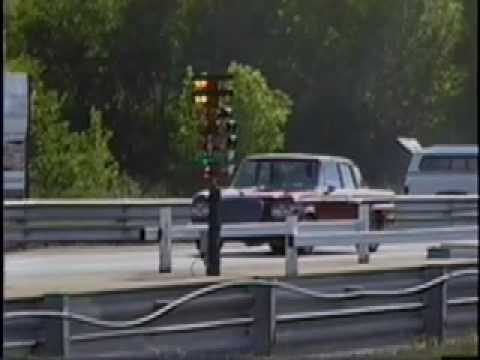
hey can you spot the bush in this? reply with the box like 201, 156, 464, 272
29, 84, 139, 197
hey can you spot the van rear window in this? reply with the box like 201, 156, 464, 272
419, 155, 478, 172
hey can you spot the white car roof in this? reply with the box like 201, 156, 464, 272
245, 153, 355, 164
420, 145, 478, 155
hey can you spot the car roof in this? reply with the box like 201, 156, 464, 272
420, 145, 478, 155
245, 153, 354, 163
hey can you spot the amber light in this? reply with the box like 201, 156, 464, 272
193, 79, 208, 90
193, 79, 217, 93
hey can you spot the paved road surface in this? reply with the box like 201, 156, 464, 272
5, 241, 461, 298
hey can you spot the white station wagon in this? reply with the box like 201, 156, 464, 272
398, 138, 478, 195
191, 153, 394, 254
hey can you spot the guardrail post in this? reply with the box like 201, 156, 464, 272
423, 267, 447, 344
159, 207, 172, 273
21, 205, 28, 246
42, 294, 70, 357
356, 203, 370, 264
447, 199, 454, 226
251, 285, 276, 355
200, 230, 208, 261
285, 215, 299, 277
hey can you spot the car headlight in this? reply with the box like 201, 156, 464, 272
270, 202, 294, 219
192, 198, 209, 218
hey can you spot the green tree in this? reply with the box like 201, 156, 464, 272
7, 0, 127, 128
252, 0, 467, 188
8, 0, 476, 194
29, 83, 139, 197
7, 0, 187, 189
167, 62, 292, 194
348, 0, 466, 187
444, 0, 477, 143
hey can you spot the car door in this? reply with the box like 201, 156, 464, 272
338, 163, 356, 190
322, 160, 343, 193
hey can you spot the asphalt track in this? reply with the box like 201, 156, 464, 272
4, 241, 457, 299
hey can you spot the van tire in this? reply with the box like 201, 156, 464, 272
436, 191, 467, 195
355, 243, 380, 253
368, 243, 379, 253
269, 240, 285, 255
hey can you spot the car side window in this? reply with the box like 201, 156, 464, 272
419, 156, 451, 171
348, 165, 359, 188
257, 162, 271, 187
323, 161, 342, 189
420, 155, 478, 172
233, 160, 257, 187
339, 163, 355, 189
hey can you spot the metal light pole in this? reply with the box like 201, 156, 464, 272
192, 74, 234, 276
206, 179, 221, 276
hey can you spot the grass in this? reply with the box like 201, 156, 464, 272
361, 334, 479, 360
229, 333, 479, 360
7, 334, 479, 360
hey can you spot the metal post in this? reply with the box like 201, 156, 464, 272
447, 199, 454, 226
43, 294, 70, 357
200, 229, 208, 260
207, 184, 221, 276
357, 203, 370, 264
251, 285, 276, 355
159, 207, 172, 273
424, 267, 447, 344
285, 215, 298, 277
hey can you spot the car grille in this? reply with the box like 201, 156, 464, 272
220, 198, 264, 223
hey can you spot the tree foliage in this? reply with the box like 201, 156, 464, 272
7, 0, 477, 195
167, 62, 292, 194
29, 83, 139, 198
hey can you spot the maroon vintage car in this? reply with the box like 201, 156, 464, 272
191, 153, 394, 254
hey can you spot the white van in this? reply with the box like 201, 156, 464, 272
397, 138, 478, 195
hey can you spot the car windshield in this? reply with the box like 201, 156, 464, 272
231, 159, 319, 190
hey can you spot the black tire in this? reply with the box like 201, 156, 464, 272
298, 246, 314, 255
368, 243, 379, 253
355, 243, 380, 253
269, 241, 314, 255
436, 191, 467, 195
269, 240, 285, 255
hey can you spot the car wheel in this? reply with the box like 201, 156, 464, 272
368, 243, 379, 253
355, 243, 380, 253
269, 240, 285, 255
436, 191, 467, 195
298, 246, 314, 255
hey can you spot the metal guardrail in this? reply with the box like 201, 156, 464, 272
4, 196, 478, 276
390, 195, 478, 228
3, 264, 478, 359
3, 198, 192, 248
160, 203, 478, 275
3, 195, 477, 248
